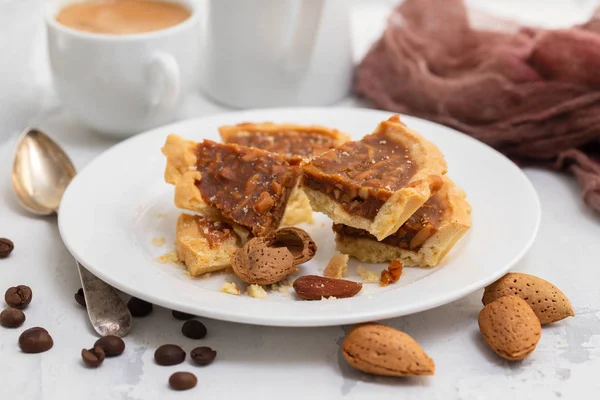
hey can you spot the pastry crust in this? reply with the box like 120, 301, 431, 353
334, 177, 471, 267
302, 115, 448, 240
175, 213, 242, 276
162, 134, 217, 217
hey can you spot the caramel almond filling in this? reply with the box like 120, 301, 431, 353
333, 194, 446, 251
195, 216, 237, 249
302, 132, 418, 220
193, 140, 299, 236
223, 130, 342, 163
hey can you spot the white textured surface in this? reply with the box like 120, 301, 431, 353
1, 1, 599, 399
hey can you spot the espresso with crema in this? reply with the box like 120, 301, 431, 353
56, 0, 191, 35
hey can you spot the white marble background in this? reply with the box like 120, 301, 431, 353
1, 1, 600, 399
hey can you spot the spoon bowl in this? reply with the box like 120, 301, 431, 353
11, 127, 132, 337
12, 128, 76, 215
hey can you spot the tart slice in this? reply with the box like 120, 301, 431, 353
333, 177, 472, 267
162, 134, 300, 236
175, 213, 242, 276
218, 122, 351, 163
219, 122, 351, 226
302, 115, 447, 240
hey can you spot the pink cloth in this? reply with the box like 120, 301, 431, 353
354, 0, 600, 212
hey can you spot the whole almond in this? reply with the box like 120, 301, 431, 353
231, 237, 296, 285
482, 272, 574, 325
292, 275, 362, 300
342, 323, 434, 376
478, 296, 541, 361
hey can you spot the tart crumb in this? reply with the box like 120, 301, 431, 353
157, 251, 180, 265
270, 278, 292, 295
323, 253, 349, 279
357, 265, 379, 283
152, 237, 166, 247
246, 284, 268, 299
220, 282, 240, 295
156, 212, 168, 218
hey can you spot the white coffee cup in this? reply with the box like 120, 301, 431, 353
199, 0, 354, 109
45, 0, 200, 138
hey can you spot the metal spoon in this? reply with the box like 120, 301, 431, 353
11, 127, 132, 337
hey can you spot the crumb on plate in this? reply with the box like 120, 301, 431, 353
152, 237, 166, 247
246, 284, 268, 299
323, 253, 349, 279
156, 251, 180, 265
270, 279, 292, 295
357, 265, 379, 283
220, 282, 240, 295
321, 296, 337, 300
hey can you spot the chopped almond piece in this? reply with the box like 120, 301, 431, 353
380, 270, 393, 287
254, 192, 275, 214
379, 260, 403, 287
388, 260, 403, 281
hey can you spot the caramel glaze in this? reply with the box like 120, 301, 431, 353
302, 131, 418, 220
194, 140, 299, 237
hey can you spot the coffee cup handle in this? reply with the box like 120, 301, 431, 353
146, 53, 181, 115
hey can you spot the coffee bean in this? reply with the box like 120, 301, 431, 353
19, 327, 53, 353
127, 297, 152, 317
154, 344, 186, 366
5, 285, 32, 309
181, 320, 207, 339
190, 346, 217, 366
172, 310, 194, 320
169, 372, 197, 391
0, 308, 25, 328
82, 346, 105, 368
94, 335, 125, 356
74, 288, 86, 307
0, 238, 14, 258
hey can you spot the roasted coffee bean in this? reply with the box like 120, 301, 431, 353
127, 297, 152, 317
154, 344, 186, 366
172, 310, 194, 320
74, 288, 86, 307
19, 327, 53, 353
190, 346, 217, 366
0, 238, 14, 258
94, 335, 125, 356
181, 320, 207, 339
0, 307, 25, 328
169, 372, 197, 391
5, 285, 32, 309
82, 346, 105, 368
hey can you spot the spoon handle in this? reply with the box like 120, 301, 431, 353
77, 261, 132, 338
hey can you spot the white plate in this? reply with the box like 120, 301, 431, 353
58, 107, 540, 327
